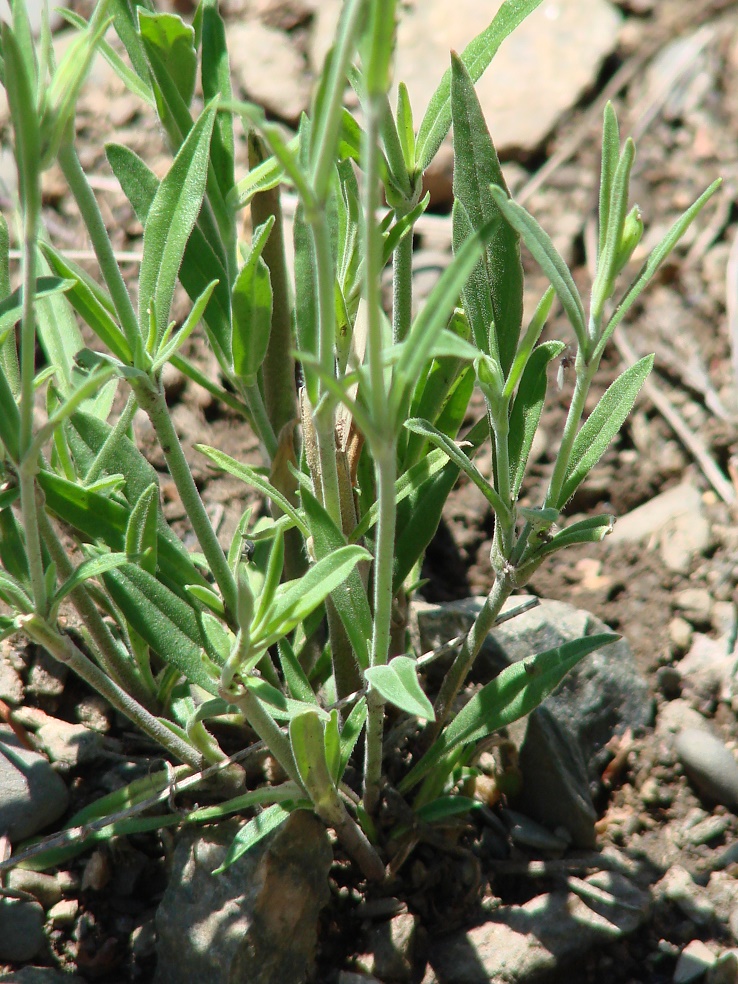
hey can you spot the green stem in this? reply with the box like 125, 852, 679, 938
221, 684, 301, 787
427, 569, 515, 740
392, 223, 413, 344
22, 615, 202, 769
58, 141, 140, 352
18, 220, 47, 613
544, 353, 598, 511
242, 382, 278, 461
131, 378, 238, 621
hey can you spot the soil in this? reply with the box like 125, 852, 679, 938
2, 0, 738, 982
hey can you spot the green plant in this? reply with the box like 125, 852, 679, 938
0, 0, 719, 883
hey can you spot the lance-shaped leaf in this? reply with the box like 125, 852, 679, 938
49, 552, 129, 619
137, 10, 197, 109
300, 485, 372, 671
251, 545, 371, 649
365, 656, 435, 721
451, 53, 522, 374
339, 698, 366, 778
138, 100, 217, 341
489, 186, 587, 351
232, 218, 274, 385
278, 638, 318, 705
507, 340, 565, 498
415, 0, 543, 172
103, 563, 218, 694
556, 355, 653, 509
201, 0, 234, 199
125, 484, 158, 575
106, 142, 231, 363
213, 803, 295, 874
400, 633, 619, 792
290, 709, 338, 814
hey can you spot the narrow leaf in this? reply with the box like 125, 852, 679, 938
213, 803, 293, 874
365, 656, 435, 721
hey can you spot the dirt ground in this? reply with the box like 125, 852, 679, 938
3, 0, 738, 981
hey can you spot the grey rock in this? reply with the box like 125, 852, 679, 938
228, 21, 310, 125
0, 971, 85, 984
708, 951, 738, 984
669, 616, 694, 655
0, 897, 45, 962
656, 865, 715, 926
487, 597, 652, 847
154, 811, 332, 984
26, 651, 67, 699
673, 728, 738, 809
674, 940, 717, 984
35, 718, 104, 767
660, 508, 712, 575
502, 808, 569, 853
6, 868, 63, 910
610, 482, 702, 541
367, 912, 418, 982
656, 699, 714, 738
0, 725, 68, 842
425, 871, 649, 983
677, 634, 735, 708
0, 659, 24, 705
674, 588, 713, 630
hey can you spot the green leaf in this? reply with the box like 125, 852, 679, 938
595, 179, 721, 358
401, 633, 619, 792
0, 569, 33, 611
138, 11, 197, 109
415, 795, 481, 824
195, 445, 309, 537
50, 551, 129, 617
507, 340, 565, 498
201, 0, 234, 199
232, 219, 274, 384
591, 137, 635, 319
106, 142, 232, 363
557, 355, 653, 508
415, 0, 544, 172
520, 515, 614, 572
290, 710, 337, 810
103, 563, 218, 694
252, 529, 285, 630
137, 100, 218, 341
396, 81, 416, 175
34, 268, 85, 399
489, 186, 586, 350
152, 279, 218, 370
213, 803, 294, 874
365, 656, 435, 721
451, 52, 522, 373
598, 102, 620, 258
339, 697, 366, 778
300, 485, 372, 671
404, 418, 508, 517
252, 545, 371, 649
125, 484, 158, 575
277, 638, 317, 705
503, 286, 555, 399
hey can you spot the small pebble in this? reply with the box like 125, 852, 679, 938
659, 865, 715, 926
673, 589, 713, 630
670, 616, 694, 655
503, 809, 569, 852
673, 729, 738, 809
684, 815, 730, 846
7, 868, 63, 909
0, 897, 45, 961
48, 898, 79, 926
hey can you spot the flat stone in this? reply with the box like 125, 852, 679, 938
367, 912, 419, 982
0, 724, 69, 842
673, 728, 738, 810
35, 718, 104, 767
610, 482, 703, 543
154, 811, 332, 984
228, 21, 310, 125
660, 508, 711, 575
674, 940, 717, 984
0, 659, 24, 705
6, 868, 63, 910
0, 897, 45, 962
424, 871, 649, 983
673, 589, 713, 630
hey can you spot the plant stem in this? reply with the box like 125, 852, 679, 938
38, 509, 156, 709
544, 353, 598, 511
242, 381, 278, 461
220, 684, 301, 786
428, 568, 516, 740
22, 615, 202, 769
362, 89, 397, 813
58, 141, 140, 352
131, 378, 238, 621
392, 225, 413, 344
18, 194, 47, 613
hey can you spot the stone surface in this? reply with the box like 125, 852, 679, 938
367, 912, 419, 982
656, 865, 715, 926
424, 871, 649, 983
228, 21, 310, 125
673, 588, 713, 629
0, 725, 69, 842
673, 728, 738, 809
610, 482, 703, 543
6, 868, 63, 910
490, 597, 651, 847
35, 718, 104, 767
154, 811, 332, 984
0, 971, 85, 984
0, 897, 46, 962
674, 940, 718, 984
0, 659, 24, 705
